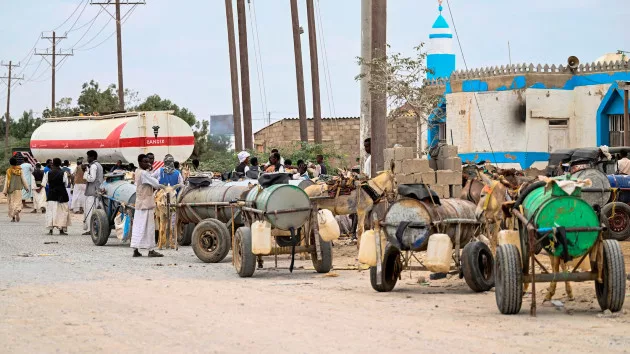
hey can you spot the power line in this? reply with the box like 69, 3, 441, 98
75, 5, 136, 52
445, 0, 497, 166
247, 0, 268, 123
68, 7, 104, 48
315, 0, 335, 116
73, 14, 112, 50
54, 0, 87, 31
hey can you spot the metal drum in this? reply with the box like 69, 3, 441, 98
608, 174, 630, 203
102, 178, 136, 207
245, 184, 311, 230
178, 185, 249, 224
573, 168, 610, 207
225, 179, 314, 190
383, 198, 478, 251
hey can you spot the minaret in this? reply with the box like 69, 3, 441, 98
427, 1, 455, 80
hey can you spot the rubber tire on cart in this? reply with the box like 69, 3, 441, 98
462, 241, 495, 292
310, 232, 332, 273
234, 227, 256, 278
600, 202, 630, 242
91, 209, 111, 246
191, 219, 230, 263
495, 244, 523, 315
595, 239, 626, 312
369, 243, 402, 292
177, 223, 194, 246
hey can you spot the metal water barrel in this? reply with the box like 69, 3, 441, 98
102, 179, 136, 207
384, 198, 478, 251
573, 168, 610, 207
608, 174, 630, 203
522, 183, 599, 258
225, 179, 314, 190
245, 184, 311, 230
178, 185, 249, 224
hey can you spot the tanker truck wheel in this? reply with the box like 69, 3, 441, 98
369, 243, 402, 292
91, 209, 111, 246
495, 244, 523, 315
600, 203, 630, 241
595, 240, 626, 312
177, 223, 194, 246
462, 241, 495, 292
310, 232, 332, 273
234, 227, 256, 278
192, 219, 230, 263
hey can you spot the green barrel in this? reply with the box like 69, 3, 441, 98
522, 182, 599, 258
245, 184, 311, 230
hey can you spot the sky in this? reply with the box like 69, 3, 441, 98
0, 0, 629, 135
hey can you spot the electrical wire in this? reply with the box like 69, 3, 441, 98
64, 0, 90, 33
248, 0, 269, 124
445, 0, 497, 166
75, 4, 137, 52
69, 7, 104, 49
73, 16, 112, 50
315, 0, 335, 117
53, 0, 87, 31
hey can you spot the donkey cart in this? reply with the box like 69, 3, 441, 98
364, 186, 494, 293
497, 178, 626, 316
234, 183, 333, 277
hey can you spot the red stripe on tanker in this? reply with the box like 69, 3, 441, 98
30, 111, 195, 164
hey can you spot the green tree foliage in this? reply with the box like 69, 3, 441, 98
77, 80, 119, 114
135, 94, 196, 126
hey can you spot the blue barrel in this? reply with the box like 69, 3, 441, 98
608, 174, 630, 203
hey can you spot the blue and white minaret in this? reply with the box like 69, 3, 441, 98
427, 1, 455, 80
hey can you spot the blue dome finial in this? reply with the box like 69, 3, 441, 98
438, 0, 443, 13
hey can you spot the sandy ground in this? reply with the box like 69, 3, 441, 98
1, 202, 629, 354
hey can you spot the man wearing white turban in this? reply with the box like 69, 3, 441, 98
235, 151, 251, 177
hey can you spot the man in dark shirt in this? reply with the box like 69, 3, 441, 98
316, 154, 327, 175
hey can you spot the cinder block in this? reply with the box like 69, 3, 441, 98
394, 147, 414, 161
436, 170, 462, 185
443, 157, 463, 172
430, 184, 450, 198
401, 158, 431, 174
418, 171, 436, 185
384, 148, 396, 166
429, 158, 438, 170
450, 185, 463, 198
438, 145, 458, 159
436, 158, 446, 171
395, 174, 414, 185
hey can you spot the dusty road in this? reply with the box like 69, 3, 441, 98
1, 203, 629, 354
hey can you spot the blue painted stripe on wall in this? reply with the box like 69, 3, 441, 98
459, 72, 630, 93
458, 151, 550, 169
429, 33, 453, 39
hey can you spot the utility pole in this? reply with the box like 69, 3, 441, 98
370, 0, 387, 174
90, 0, 145, 111
1, 61, 23, 158
225, 0, 243, 151
290, 0, 308, 143
236, 0, 253, 149
306, 0, 322, 144
360, 0, 372, 165
36, 31, 73, 115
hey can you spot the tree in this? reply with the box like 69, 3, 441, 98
77, 80, 119, 114
356, 43, 442, 154
11, 110, 43, 139
135, 95, 196, 126
43, 97, 80, 118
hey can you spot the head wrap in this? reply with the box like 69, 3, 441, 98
238, 151, 250, 163
163, 154, 175, 174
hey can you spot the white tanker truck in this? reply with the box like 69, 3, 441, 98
30, 111, 195, 164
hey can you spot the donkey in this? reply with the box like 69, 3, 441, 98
155, 184, 183, 250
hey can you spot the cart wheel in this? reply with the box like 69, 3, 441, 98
234, 227, 256, 278
177, 223, 194, 246
369, 243, 402, 292
462, 241, 495, 292
600, 203, 630, 241
595, 239, 626, 312
310, 232, 332, 273
90, 209, 110, 246
495, 244, 523, 315
191, 219, 230, 263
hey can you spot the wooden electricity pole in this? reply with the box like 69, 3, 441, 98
290, 0, 308, 143
360, 0, 372, 164
306, 0, 322, 144
370, 0, 387, 174
225, 0, 243, 151
90, 0, 145, 111
236, 0, 253, 149
36, 31, 73, 115
1, 61, 23, 158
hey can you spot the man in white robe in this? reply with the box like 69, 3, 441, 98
71, 157, 87, 214
83, 150, 104, 235
31, 163, 47, 213
131, 154, 164, 257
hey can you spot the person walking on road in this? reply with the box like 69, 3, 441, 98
71, 157, 86, 214
3, 157, 30, 222
131, 154, 164, 258
31, 163, 47, 214
17, 153, 33, 209
83, 150, 104, 236
43, 158, 71, 235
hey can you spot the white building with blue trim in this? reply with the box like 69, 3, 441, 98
424, 4, 630, 169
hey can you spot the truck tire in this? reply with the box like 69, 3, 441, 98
595, 240, 626, 312
177, 223, 194, 246
495, 244, 523, 315
191, 219, 230, 263
600, 202, 630, 241
234, 227, 256, 277
91, 209, 110, 246
462, 241, 495, 292
369, 243, 402, 292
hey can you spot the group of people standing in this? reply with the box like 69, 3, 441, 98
234, 148, 327, 181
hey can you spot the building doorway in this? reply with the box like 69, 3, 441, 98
548, 120, 568, 152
